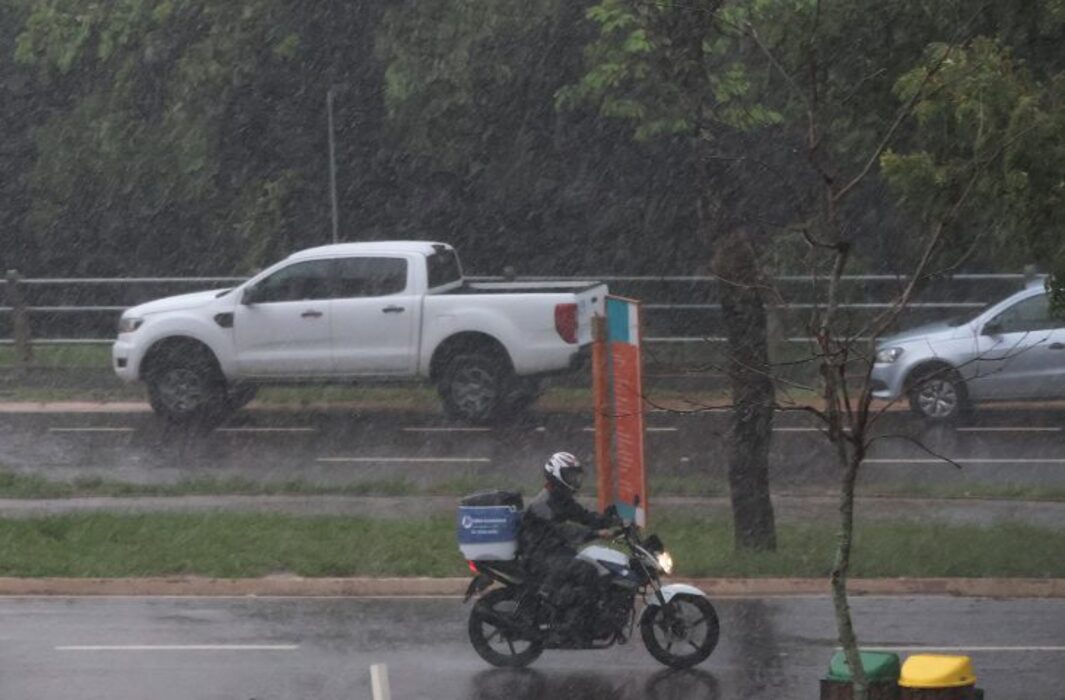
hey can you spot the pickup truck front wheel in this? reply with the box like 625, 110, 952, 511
440, 352, 513, 425
146, 356, 227, 424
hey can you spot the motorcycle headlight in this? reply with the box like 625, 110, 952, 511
117, 316, 144, 334
656, 551, 674, 575
875, 346, 903, 364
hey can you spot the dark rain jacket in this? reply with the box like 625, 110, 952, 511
518, 485, 612, 573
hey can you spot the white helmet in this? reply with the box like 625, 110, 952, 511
544, 451, 583, 492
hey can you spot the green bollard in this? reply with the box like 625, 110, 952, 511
820, 650, 901, 699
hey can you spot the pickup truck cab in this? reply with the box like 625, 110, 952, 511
112, 241, 606, 424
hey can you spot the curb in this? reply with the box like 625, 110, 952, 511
0, 577, 1062, 598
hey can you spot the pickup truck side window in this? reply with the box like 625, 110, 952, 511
427, 248, 461, 288
991, 293, 1063, 334
334, 257, 408, 298
252, 260, 333, 303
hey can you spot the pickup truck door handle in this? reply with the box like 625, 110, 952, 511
300, 310, 324, 319
1049, 342, 1065, 350
382, 306, 405, 314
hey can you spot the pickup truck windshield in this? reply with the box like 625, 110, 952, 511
428, 248, 462, 288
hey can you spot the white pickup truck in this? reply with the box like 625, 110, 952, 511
112, 241, 606, 424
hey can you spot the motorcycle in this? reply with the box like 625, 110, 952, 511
462, 523, 720, 669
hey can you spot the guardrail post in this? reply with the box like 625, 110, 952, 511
5, 270, 32, 365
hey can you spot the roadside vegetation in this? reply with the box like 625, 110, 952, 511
0, 512, 1060, 579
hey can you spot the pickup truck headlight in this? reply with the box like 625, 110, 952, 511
875, 347, 904, 364
117, 316, 144, 334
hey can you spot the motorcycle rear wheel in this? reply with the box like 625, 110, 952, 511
468, 588, 543, 667
640, 594, 719, 669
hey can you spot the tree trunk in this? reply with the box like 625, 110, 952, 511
713, 231, 777, 551
831, 446, 868, 700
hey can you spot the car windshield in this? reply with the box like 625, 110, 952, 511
946, 302, 994, 326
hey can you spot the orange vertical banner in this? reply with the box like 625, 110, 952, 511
606, 296, 647, 527
592, 315, 613, 512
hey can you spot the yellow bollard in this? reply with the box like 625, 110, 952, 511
899, 654, 983, 699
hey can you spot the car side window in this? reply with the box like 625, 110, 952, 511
991, 294, 1060, 334
334, 257, 408, 298
252, 260, 333, 303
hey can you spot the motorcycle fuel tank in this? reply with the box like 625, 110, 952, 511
579, 544, 628, 572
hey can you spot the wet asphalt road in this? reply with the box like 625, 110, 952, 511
1, 595, 1062, 699
4, 405, 1065, 489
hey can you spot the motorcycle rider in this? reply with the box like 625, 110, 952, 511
519, 451, 618, 645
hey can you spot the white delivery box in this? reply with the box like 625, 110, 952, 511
456, 491, 523, 561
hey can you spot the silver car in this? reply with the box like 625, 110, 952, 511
871, 278, 1065, 421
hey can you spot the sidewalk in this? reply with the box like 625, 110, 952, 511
0, 493, 1063, 528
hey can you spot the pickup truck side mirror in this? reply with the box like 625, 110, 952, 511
241, 286, 261, 305
982, 320, 1002, 336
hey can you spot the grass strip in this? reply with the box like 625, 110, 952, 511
0, 513, 1061, 579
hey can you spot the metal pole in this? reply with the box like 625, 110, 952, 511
327, 87, 339, 244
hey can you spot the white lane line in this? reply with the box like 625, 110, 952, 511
402, 427, 492, 433
864, 458, 1065, 464
581, 426, 678, 433
956, 427, 1061, 433
317, 457, 491, 464
856, 646, 1065, 653
216, 427, 313, 433
48, 428, 134, 433
56, 644, 299, 652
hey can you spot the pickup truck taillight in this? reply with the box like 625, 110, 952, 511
554, 303, 578, 344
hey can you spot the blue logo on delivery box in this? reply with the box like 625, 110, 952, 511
457, 506, 520, 544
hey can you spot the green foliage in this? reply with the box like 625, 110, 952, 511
881, 36, 1065, 274
375, 0, 560, 166
12, 0, 323, 274
557, 0, 782, 142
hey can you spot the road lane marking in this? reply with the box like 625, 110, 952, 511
402, 427, 492, 433
956, 427, 1061, 432
55, 644, 299, 652
581, 427, 678, 432
48, 428, 134, 433
317, 457, 491, 464
216, 427, 314, 433
864, 458, 1065, 464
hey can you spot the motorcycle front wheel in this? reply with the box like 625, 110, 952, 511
640, 594, 720, 669
468, 588, 543, 668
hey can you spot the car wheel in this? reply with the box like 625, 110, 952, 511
439, 352, 512, 425
503, 378, 542, 414
226, 384, 258, 411
908, 367, 968, 422
146, 354, 227, 424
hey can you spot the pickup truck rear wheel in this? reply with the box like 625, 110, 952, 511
440, 352, 513, 425
503, 378, 542, 414
226, 384, 259, 411
146, 355, 227, 424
